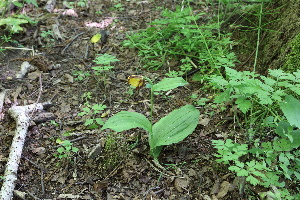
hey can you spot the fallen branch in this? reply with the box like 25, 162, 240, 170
0, 102, 51, 200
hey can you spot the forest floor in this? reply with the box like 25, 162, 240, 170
0, 1, 253, 199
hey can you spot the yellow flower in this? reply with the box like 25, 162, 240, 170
128, 75, 145, 89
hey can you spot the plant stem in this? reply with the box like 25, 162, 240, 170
143, 77, 154, 124
150, 87, 154, 124
253, 0, 263, 73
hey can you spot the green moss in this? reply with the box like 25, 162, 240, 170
282, 33, 300, 72
97, 133, 129, 177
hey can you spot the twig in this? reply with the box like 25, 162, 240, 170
53, 136, 88, 148
22, 157, 44, 170
22, 156, 46, 196
36, 74, 43, 104
30, 74, 43, 118
40, 170, 45, 195
61, 32, 85, 55
25, 190, 40, 200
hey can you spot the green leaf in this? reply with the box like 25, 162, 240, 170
65, 145, 71, 151
273, 138, 292, 151
84, 119, 94, 126
62, 140, 72, 147
0, 17, 28, 33
150, 105, 200, 158
78, 112, 86, 116
87, 124, 98, 129
57, 147, 65, 154
269, 69, 285, 78
228, 166, 241, 172
258, 91, 273, 105
210, 75, 229, 87
276, 121, 292, 138
279, 153, 290, 165
25, 0, 38, 7
82, 107, 91, 112
101, 111, 152, 133
214, 88, 232, 103
95, 118, 104, 125
280, 95, 300, 128
13, 1, 23, 7
236, 168, 249, 176
152, 77, 188, 92
294, 171, 300, 180
236, 96, 251, 114
251, 170, 266, 178
72, 147, 79, 153
92, 104, 107, 111
246, 175, 260, 185
93, 53, 119, 65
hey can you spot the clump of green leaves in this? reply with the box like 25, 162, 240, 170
40, 30, 55, 47
91, 53, 119, 89
55, 140, 79, 159
209, 67, 300, 132
72, 70, 91, 81
76, 0, 88, 8
40, 30, 53, 38
101, 77, 200, 160
0, 34, 13, 52
92, 53, 119, 74
111, 3, 124, 11
212, 95, 300, 199
0, 0, 38, 33
63, 0, 88, 8
78, 103, 107, 129
123, 6, 235, 77
54, 131, 79, 160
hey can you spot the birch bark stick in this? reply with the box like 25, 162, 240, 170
0, 102, 50, 200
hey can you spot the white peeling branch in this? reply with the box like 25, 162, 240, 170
0, 102, 51, 200
0, 90, 7, 120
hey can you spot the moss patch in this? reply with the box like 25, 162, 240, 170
282, 33, 300, 72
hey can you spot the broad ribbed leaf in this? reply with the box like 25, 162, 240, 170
101, 111, 152, 133
280, 95, 300, 129
150, 105, 200, 158
152, 77, 188, 92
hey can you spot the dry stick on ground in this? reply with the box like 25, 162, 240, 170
0, 102, 51, 200
22, 156, 45, 195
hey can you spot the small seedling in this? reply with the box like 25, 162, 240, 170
81, 92, 92, 101
40, 30, 53, 38
0, 34, 13, 52
50, 120, 59, 127
77, 0, 88, 7
92, 53, 119, 74
55, 139, 79, 159
112, 3, 124, 11
78, 103, 107, 129
73, 70, 91, 81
